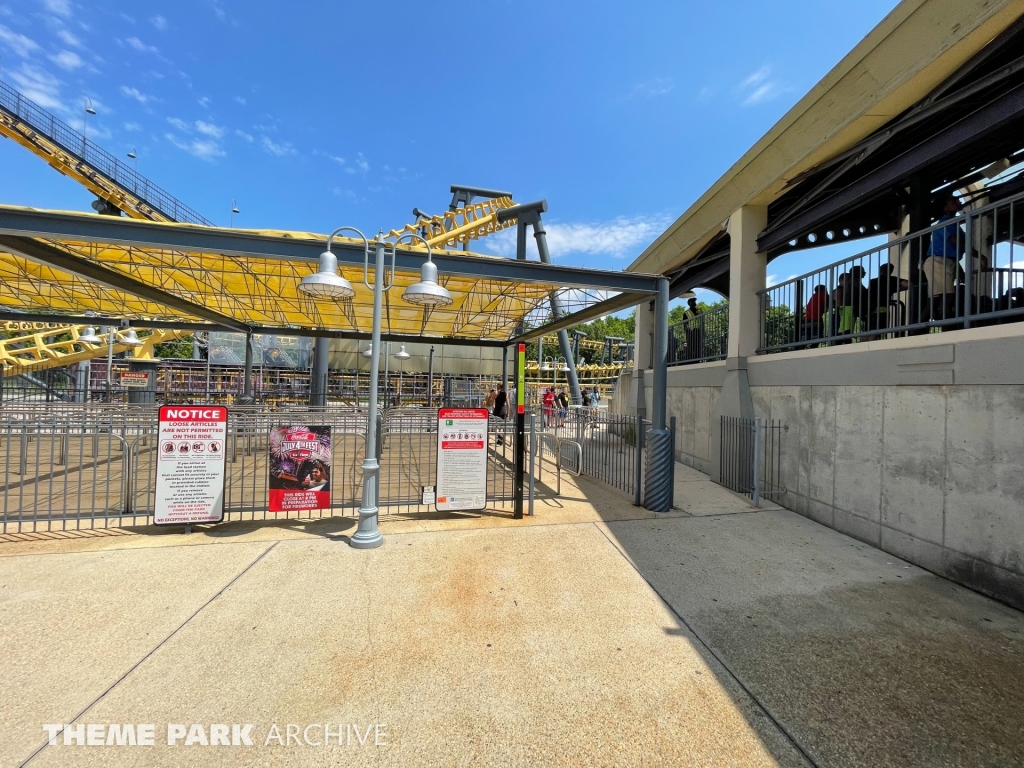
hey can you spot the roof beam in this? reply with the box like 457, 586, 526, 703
0, 235, 251, 333
509, 292, 642, 344
0, 310, 232, 332
758, 82, 1024, 253
0, 207, 662, 295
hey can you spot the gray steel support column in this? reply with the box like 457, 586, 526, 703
531, 222, 582, 405
310, 336, 329, 407
242, 331, 254, 401
644, 277, 672, 513
652, 277, 669, 430
501, 346, 508, 392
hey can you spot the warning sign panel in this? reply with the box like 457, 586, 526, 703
436, 407, 488, 512
154, 405, 228, 525
119, 370, 151, 388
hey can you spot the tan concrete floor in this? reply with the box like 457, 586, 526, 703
1, 465, 1022, 767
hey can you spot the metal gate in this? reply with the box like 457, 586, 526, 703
719, 416, 785, 506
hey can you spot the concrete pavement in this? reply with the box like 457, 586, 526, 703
1, 466, 1021, 767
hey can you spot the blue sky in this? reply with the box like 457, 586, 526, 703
0, 0, 898, 297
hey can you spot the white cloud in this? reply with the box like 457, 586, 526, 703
124, 121, 142, 131
737, 65, 787, 106
56, 28, 83, 48
211, 0, 226, 21
235, 129, 253, 142
125, 36, 157, 53
195, 120, 224, 138
165, 132, 224, 161
234, 95, 246, 105
628, 78, 673, 99
166, 116, 190, 132
345, 152, 368, 174
491, 214, 674, 259
9, 63, 64, 111
197, 96, 210, 108
330, 155, 345, 165
120, 85, 152, 104
260, 135, 295, 156
42, 0, 72, 17
150, 15, 167, 30
0, 23, 40, 57
48, 49, 83, 70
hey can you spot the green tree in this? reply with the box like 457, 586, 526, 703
153, 333, 195, 359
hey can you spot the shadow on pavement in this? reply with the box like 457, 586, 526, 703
575, 471, 1024, 768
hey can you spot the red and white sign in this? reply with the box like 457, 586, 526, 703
154, 405, 228, 525
436, 408, 488, 512
119, 370, 151, 388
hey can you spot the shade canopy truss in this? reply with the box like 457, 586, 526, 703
0, 205, 660, 344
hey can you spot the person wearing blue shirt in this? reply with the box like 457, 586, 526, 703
922, 196, 964, 325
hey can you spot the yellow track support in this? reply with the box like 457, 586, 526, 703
384, 196, 519, 249
0, 323, 182, 372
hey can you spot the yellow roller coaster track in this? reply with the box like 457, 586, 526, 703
0, 323, 182, 372
384, 196, 519, 249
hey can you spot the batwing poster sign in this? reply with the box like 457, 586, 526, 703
268, 425, 332, 512
436, 408, 488, 512
154, 405, 228, 525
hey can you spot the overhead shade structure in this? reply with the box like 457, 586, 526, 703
0, 205, 663, 345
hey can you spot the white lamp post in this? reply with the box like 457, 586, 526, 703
82, 97, 96, 153
320, 230, 449, 549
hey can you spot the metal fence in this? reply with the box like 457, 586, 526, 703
528, 406, 646, 503
719, 416, 784, 506
758, 188, 1024, 352
670, 303, 729, 365
0, 403, 519, 534
0, 79, 214, 226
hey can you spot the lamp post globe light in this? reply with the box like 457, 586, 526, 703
307, 229, 449, 550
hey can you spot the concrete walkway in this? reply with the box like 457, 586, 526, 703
1, 466, 1021, 767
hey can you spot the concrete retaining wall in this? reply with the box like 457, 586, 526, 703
628, 326, 1024, 610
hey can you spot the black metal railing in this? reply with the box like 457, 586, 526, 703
669, 304, 728, 365
758, 188, 1024, 352
0, 79, 214, 226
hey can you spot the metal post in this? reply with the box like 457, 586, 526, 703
669, 415, 676, 510
644, 278, 672, 513
528, 413, 536, 516
963, 212, 973, 329
752, 417, 762, 508
633, 417, 644, 506
243, 331, 254, 401
532, 222, 582, 405
106, 326, 114, 402
500, 346, 508, 393
652, 278, 669, 430
310, 336, 329, 407
514, 342, 525, 520
427, 345, 434, 409
351, 236, 387, 549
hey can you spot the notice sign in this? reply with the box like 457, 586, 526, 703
119, 371, 151, 388
268, 426, 331, 512
436, 408, 488, 512
154, 405, 227, 525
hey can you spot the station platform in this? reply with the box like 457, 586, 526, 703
1, 467, 1021, 767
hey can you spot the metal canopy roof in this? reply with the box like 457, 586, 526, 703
0, 205, 660, 346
